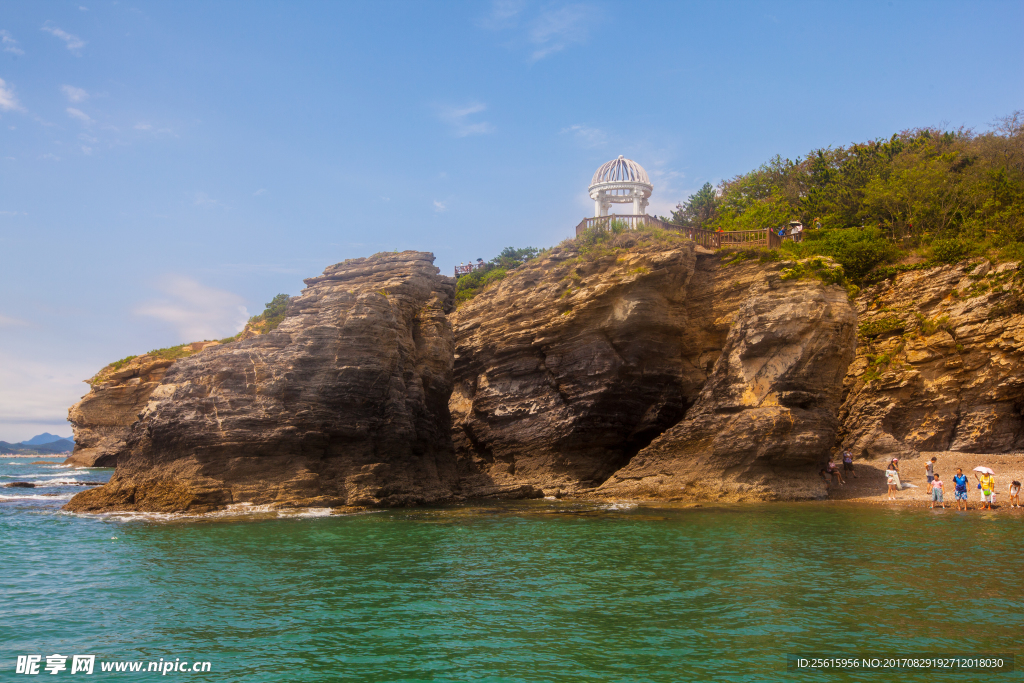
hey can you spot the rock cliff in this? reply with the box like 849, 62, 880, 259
450, 234, 857, 499
599, 268, 857, 500
65, 347, 214, 467
838, 260, 1024, 458
65, 251, 457, 513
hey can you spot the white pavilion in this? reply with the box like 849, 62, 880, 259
589, 155, 653, 217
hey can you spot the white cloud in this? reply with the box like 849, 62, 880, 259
433, 200, 447, 212
81, 145, 92, 155
0, 313, 29, 327
436, 102, 494, 137
1, 30, 24, 55
42, 25, 85, 52
134, 275, 249, 342
561, 124, 606, 148
0, 350, 94, 443
252, 188, 267, 196
66, 107, 93, 125
194, 192, 224, 207
61, 85, 88, 103
0, 78, 25, 112
476, 0, 526, 29
528, 4, 596, 61
39, 153, 60, 161
134, 122, 152, 130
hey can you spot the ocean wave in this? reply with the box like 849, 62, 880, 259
600, 502, 638, 511
286, 508, 333, 518
80, 502, 338, 523
0, 493, 75, 501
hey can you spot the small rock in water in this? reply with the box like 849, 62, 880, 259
5, 482, 36, 488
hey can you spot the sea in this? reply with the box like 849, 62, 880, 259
2, 456, 1022, 682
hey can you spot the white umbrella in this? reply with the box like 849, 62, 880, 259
973, 466, 995, 475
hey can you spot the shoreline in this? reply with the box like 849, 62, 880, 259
19, 450, 1024, 518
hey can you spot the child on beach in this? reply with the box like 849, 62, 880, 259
952, 469, 969, 511
930, 473, 945, 509
1010, 481, 1021, 508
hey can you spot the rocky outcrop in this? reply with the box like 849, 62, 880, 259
599, 269, 857, 500
65, 355, 180, 467
450, 234, 856, 499
839, 260, 1024, 458
65, 251, 457, 513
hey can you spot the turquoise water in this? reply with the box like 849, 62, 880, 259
2, 456, 1022, 682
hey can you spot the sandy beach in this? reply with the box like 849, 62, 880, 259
825, 451, 1024, 511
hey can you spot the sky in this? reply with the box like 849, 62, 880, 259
0, 0, 1022, 441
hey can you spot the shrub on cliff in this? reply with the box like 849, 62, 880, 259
780, 227, 901, 282
248, 293, 289, 332
454, 247, 539, 306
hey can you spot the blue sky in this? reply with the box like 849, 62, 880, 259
1, 0, 1021, 441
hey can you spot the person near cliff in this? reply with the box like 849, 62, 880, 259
1009, 480, 1021, 508
889, 458, 902, 490
930, 473, 945, 509
952, 469, 970, 511
827, 457, 844, 485
925, 457, 937, 487
886, 462, 899, 500
976, 471, 996, 510
842, 450, 856, 478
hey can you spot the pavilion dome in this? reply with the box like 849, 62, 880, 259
590, 155, 651, 186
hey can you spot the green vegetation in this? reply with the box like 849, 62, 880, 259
146, 343, 197, 361
858, 315, 906, 338
778, 227, 902, 282
108, 355, 138, 372
666, 112, 1024, 282
248, 293, 289, 332
454, 246, 540, 306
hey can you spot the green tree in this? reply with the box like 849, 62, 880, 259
671, 182, 720, 228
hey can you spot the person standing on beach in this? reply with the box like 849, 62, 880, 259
952, 468, 970, 511
886, 462, 899, 500
1009, 480, 1021, 508
976, 471, 996, 510
889, 458, 902, 490
925, 457, 937, 488
842, 450, 856, 478
930, 473, 945, 509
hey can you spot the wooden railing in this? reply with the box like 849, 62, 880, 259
574, 214, 797, 250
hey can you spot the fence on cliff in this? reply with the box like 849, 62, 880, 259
573, 214, 794, 250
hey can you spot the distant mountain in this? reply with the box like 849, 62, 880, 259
0, 438, 75, 455
33, 438, 76, 453
21, 433, 73, 446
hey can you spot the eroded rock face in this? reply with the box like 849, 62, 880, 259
65, 251, 457, 513
450, 238, 791, 496
65, 357, 177, 467
599, 270, 857, 501
839, 260, 1024, 458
